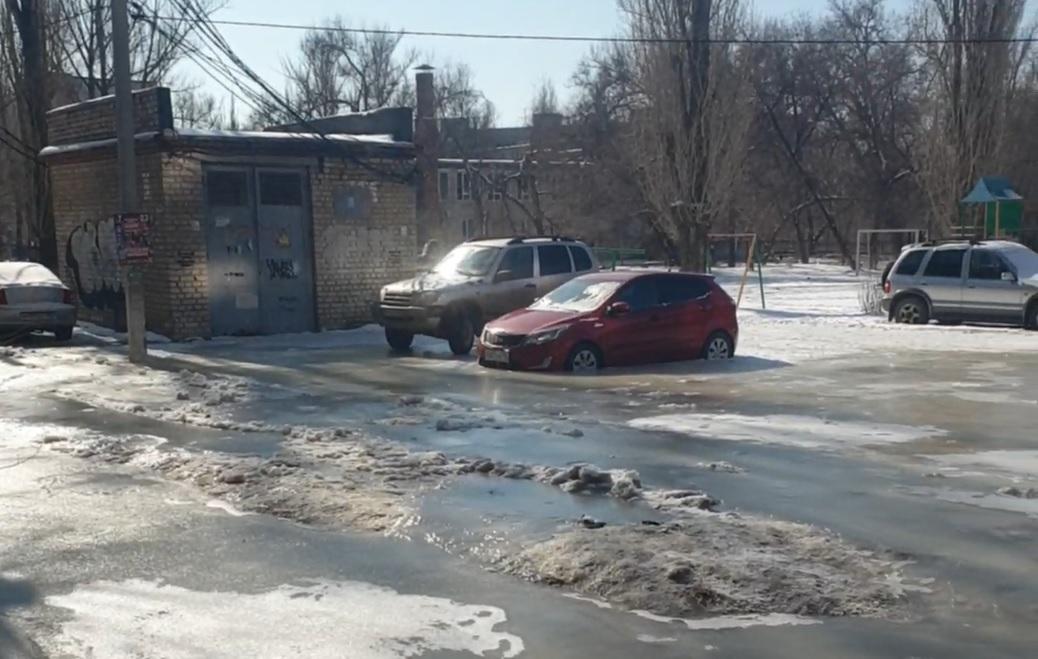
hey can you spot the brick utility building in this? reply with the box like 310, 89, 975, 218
42, 87, 417, 340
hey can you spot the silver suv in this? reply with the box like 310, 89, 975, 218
375, 237, 599, 354
881, 240, 1038, 328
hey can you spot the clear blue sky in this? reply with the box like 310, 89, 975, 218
176, 0, 963, 126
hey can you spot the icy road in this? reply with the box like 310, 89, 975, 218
2, 264, 1038, 658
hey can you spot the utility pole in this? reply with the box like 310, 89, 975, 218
112, 0, 147, 362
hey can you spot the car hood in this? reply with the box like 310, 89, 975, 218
488, 308, 592, 335
383, 271, 481, 294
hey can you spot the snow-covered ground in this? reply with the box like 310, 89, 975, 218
711, 262, 1035, 364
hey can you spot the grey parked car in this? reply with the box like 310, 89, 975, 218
374, 236, 599, 354
881, 241, 1038, 328
0, 261, 77, 341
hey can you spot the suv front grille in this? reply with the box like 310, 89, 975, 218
484, 330, 526, 348
382, 292, 413, 308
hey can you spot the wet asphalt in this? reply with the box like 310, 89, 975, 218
3, 331, 1038, 657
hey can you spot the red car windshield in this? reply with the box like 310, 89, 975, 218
530, 278, 623, 313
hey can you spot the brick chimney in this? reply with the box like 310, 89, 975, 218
531, 112, 564, 154
414, 65, 440, 245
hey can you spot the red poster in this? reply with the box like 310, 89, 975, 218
114, 213, 153, 265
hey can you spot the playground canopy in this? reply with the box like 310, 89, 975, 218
960, 177, 1024, 238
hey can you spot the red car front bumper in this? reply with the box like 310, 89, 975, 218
476, 340, 570, 371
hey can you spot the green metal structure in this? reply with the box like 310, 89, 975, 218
960, 177, 1024, 239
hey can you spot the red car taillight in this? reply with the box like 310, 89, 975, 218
883, 280, 892, 294
62, 288, 74, 304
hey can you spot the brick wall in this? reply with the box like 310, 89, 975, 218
158, 155, 211, 338
50, 149, 187, 337
47, 87, 173, 146
310, 161, 417, 329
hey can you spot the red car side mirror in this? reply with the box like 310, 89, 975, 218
607, 301, 631, 317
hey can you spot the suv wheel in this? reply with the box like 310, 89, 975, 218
893, 296, 929, 325
385, 328, 414, 352
447, 313, 475, 355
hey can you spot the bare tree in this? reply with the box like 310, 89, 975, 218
270, 16, 417, 123
3, 0, 55, 268
528, 78, 559, 117
55, 0, 225, 99
172, 79, 223, 128
620, 0, 755, 270
912, 0, 1034, 234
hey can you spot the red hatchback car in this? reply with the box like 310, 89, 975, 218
477, 271, 738, 372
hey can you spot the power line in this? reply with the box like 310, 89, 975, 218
163, 0, 414, 182
150, 14, 1038, 46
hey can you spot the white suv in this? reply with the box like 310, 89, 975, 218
881, 241, 1038, 328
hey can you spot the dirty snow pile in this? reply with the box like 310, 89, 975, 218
503, 515, 914, 619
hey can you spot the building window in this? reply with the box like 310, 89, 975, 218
489, 173, 503, 201
259, 172, 303, 206
206, 170, 248, 207
456, 170, 471, 200
517, 176, 530, 200
438, 170, 450, 200
462, 218, 475, 239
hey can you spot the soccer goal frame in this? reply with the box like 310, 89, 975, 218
854, 229, 926, 276
707, 232, 765, 309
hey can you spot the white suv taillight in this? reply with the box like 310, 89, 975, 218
883, 280, 892, 294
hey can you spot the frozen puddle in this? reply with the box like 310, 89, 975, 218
564, 594, 820, 632
920, 487, 1038, 518
630, 610, 820, 631
45, 578, 524, 658
925, 450, 1038, 479
628, 413, 944, 449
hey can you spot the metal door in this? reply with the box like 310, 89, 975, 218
255, 169, 315, 334
963, 248, 1028, 319
204, 168, 260, 335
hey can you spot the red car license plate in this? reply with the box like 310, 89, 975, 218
484, 348, 509, 364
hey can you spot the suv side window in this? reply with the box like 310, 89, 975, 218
569, 246, 593, 272
658, 276, 710, 305
615, 277, 658, 312
896, 250, 927, 276
923, 249, 966, 279
968, 249, 1011, 280
538, 245, 573, 276
496, 247, 534, 281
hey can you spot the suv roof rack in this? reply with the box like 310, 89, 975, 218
505, 235, 577, 245
917, 238, 981, 247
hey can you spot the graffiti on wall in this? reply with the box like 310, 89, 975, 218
265, 258, 298, 280
66, 217, 124, 313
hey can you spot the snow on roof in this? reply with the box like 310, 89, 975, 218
40, 127, 413, 158
0, 261, 63, 287
39, 131, 159, 157
46, 86, 162, 115
172, 127, 409, 147
438, 157, 588, 167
